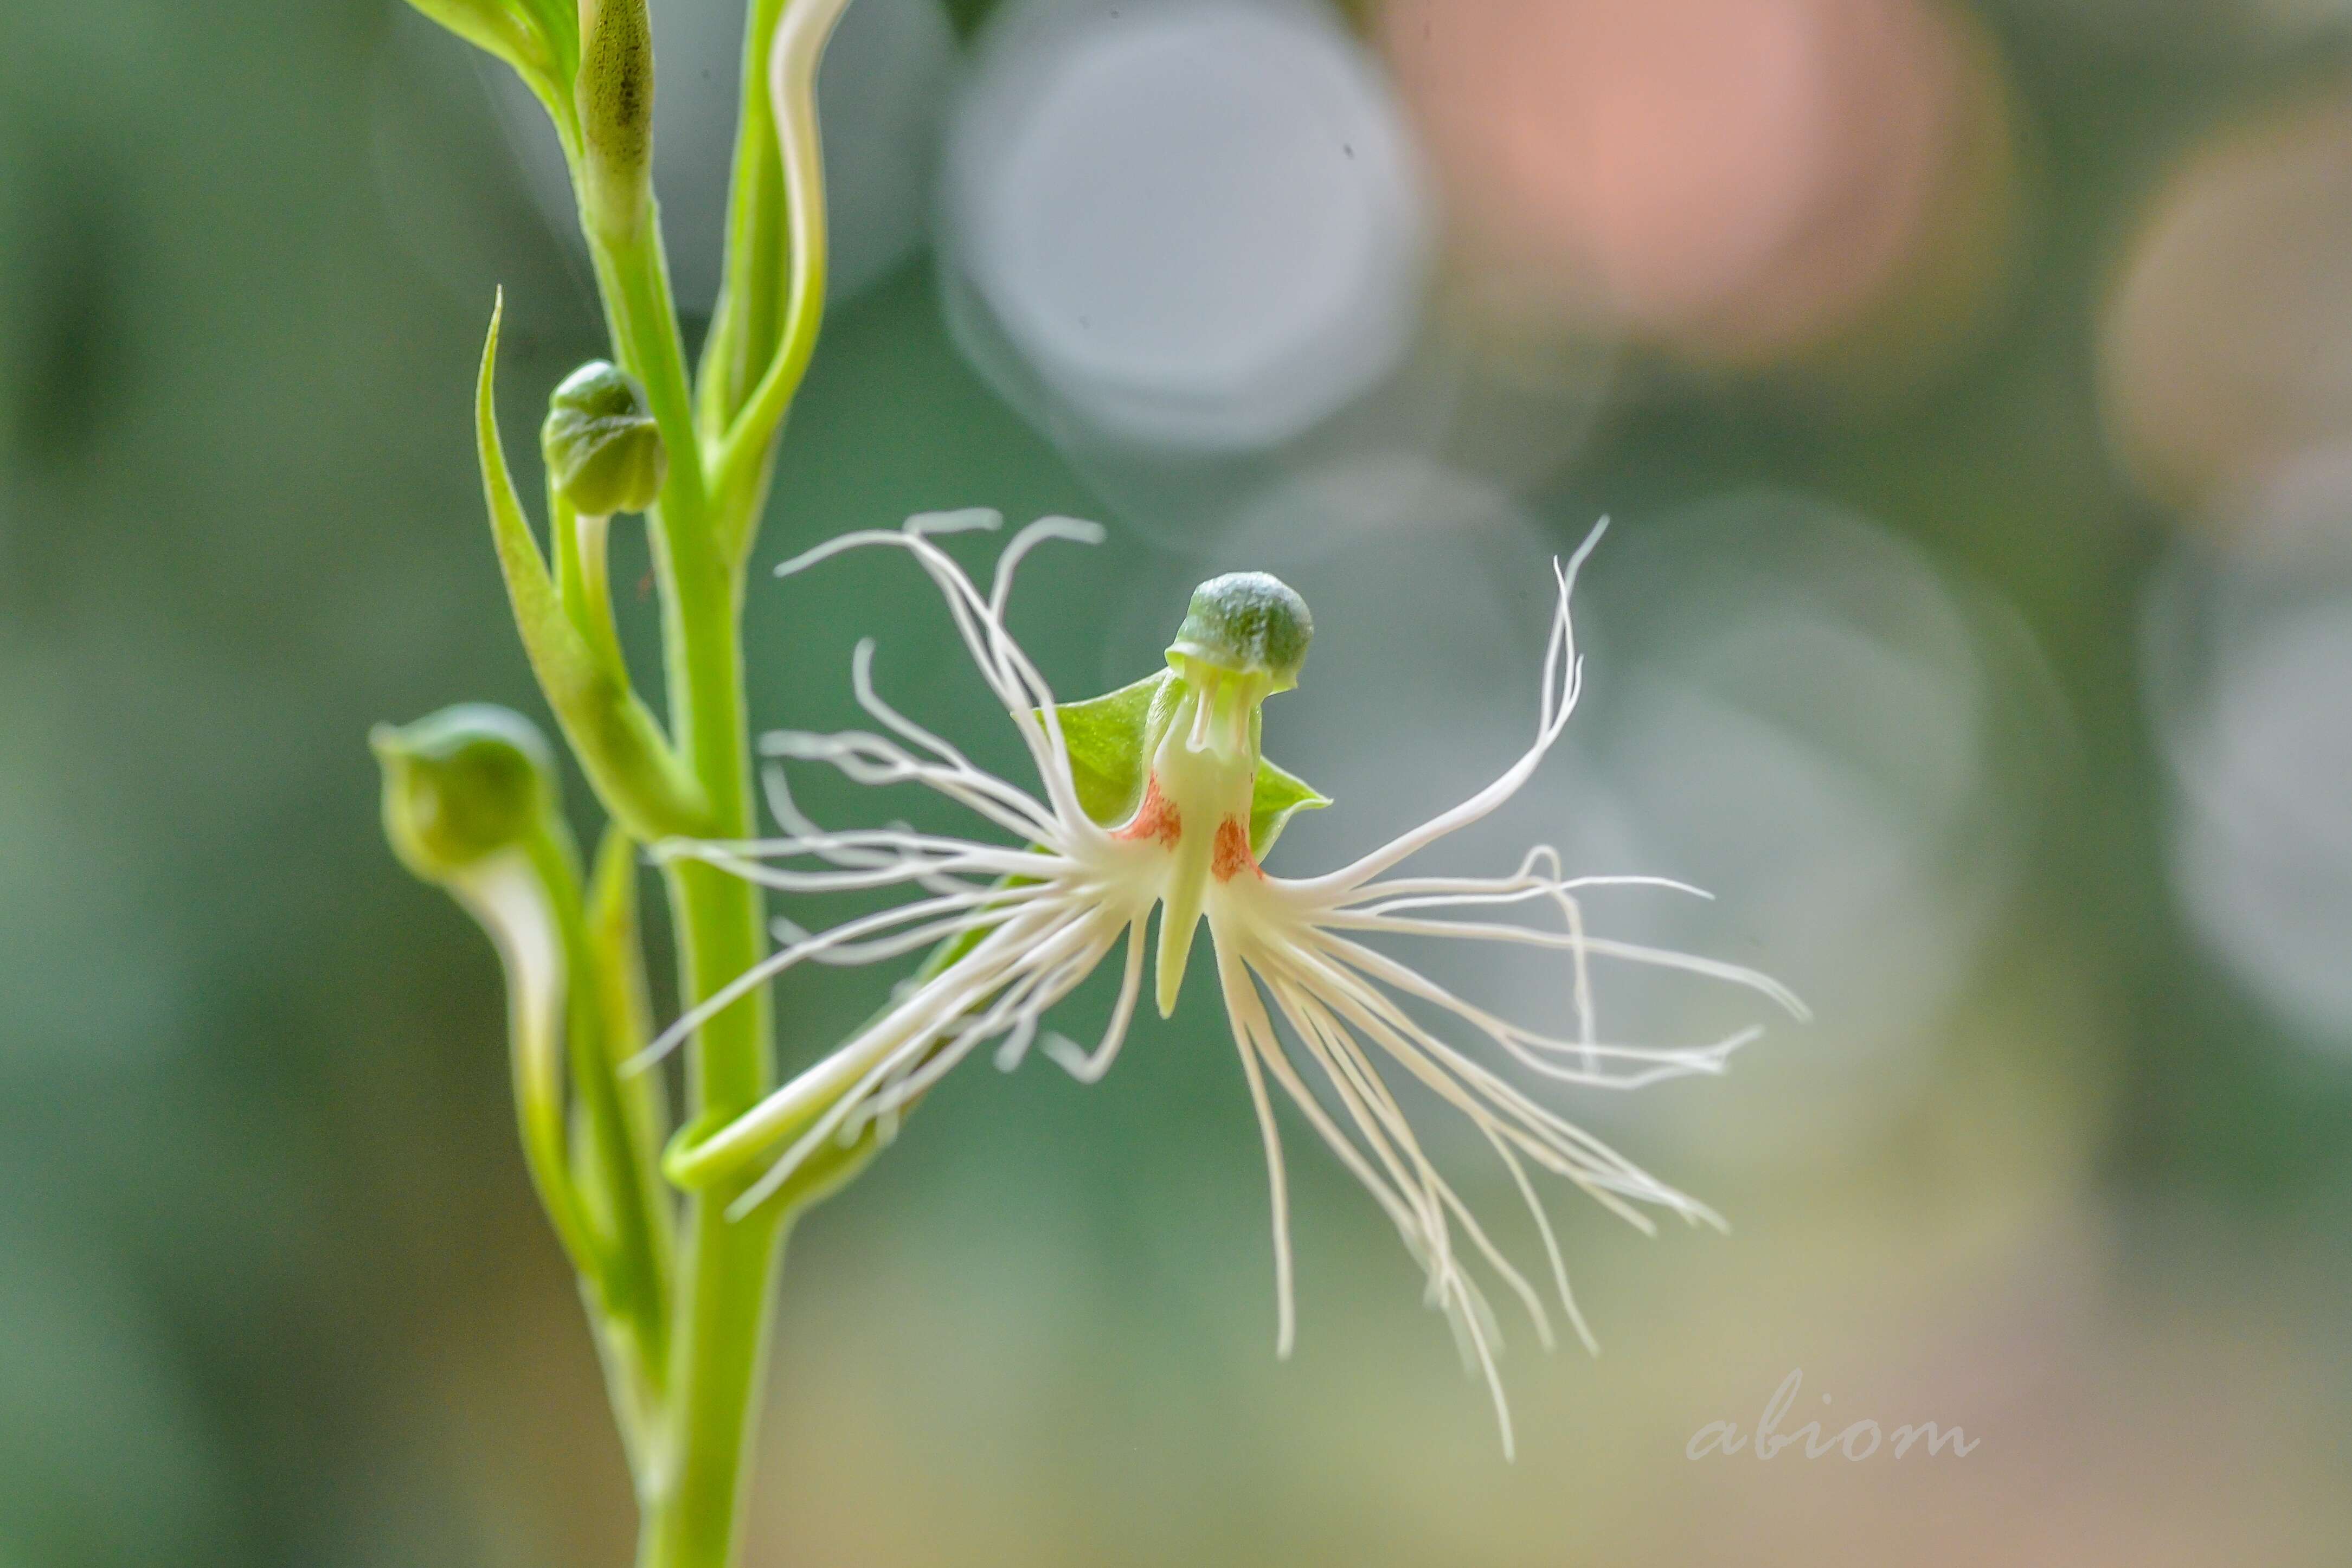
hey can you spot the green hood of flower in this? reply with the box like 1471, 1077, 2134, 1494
1166, 571, 1312, 694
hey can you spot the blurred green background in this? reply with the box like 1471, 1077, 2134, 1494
6, 1, 2352, 1564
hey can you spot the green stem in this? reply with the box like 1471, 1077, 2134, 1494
635, 628, 784, 1568
588, 222, 708, 527
637, 1199, 789, 1568
551, 1, 860, 1552
581, 187, 789, 1568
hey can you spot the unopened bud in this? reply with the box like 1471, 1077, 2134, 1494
543, 361, 665, 515
372, 704, 559, 882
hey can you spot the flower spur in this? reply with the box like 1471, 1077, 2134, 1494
646, 509, 1805, 1454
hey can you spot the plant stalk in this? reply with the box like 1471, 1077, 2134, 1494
582, 194, 787, 1568
556, 0, 850, 1550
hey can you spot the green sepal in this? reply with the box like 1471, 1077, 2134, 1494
1049, 672, 1166, 827
1040, 670, 1330, 857
1248, 757, 1330, 859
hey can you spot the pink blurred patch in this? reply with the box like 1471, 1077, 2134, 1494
1385, 0, 1980, 362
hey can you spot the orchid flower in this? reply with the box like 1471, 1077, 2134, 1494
649, 510, 1805, 1453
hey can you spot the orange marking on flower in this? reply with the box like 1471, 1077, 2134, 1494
1212, 816, 1259, 881
1115, 774, 1182, 847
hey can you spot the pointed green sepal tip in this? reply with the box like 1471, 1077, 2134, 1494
1168, 573, 1313, 691
1248, 758, 1330, 859
542, 360, 666, 516
372, 703, 558, 882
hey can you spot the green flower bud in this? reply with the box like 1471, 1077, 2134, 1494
542, 361, 666, 515
1167, 571, 1314, 693
577, 0, 654, 239
372, 704, 559, 882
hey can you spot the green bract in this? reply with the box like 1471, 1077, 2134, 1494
403, 0, 579, 113
543, 360, 666, 516
372, 703, 558, 881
